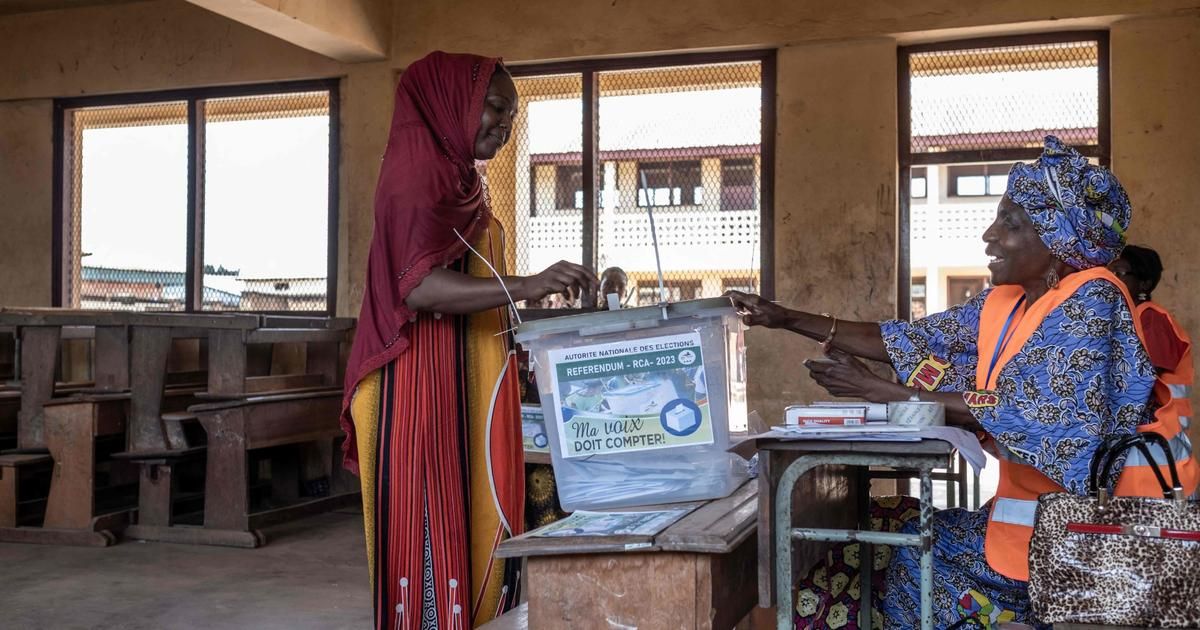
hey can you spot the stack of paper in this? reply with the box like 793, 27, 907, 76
531, 507, 693, 538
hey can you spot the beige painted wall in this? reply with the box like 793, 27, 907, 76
0, 0, 343, 99
336, 62, 394, 316
747, 39, 899, 421
1111, 12, 1200, 444
1, 0, 1199, 424
391, 0, 1198, 65
0, 100, 53, 306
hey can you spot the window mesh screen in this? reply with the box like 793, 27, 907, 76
484, 60, 764, 308
484, 73, 584, 308
909, 40, 1099, 155
62, 88, 333, 312
66, 102, 189, 311
200, 91, 330, 311
597, 62, 761, 306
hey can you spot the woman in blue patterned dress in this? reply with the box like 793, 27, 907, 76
729, 136, 1198, 629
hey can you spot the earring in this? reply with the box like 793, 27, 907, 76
1046, 267, 1060, 290
1138, 292, 1149, 302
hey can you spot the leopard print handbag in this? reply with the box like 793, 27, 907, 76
1028, 433, 1200, 627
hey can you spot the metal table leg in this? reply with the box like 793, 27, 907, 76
774, 453, 945, 630
919, 468, 934, 630
858, 468, 873, 630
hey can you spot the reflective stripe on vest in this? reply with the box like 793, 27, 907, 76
1182, 415, 1191, 429
1169, 383, 1191, 399
990, 497, 1037, 527
1123, 431, 1194, 466
992, 442, 1024, 463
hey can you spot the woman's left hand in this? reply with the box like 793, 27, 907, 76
805, 349, 902, 403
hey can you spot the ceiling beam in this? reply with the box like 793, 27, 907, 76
183, 0, 388, 63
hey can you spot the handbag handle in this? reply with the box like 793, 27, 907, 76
1139, 431, 1184, 499
1088, 434, 1147, 495
1088, 432, 1182, 501
1088, 433, 1126, 494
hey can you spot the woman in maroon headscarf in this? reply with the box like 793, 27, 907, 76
343, 51, 596, 630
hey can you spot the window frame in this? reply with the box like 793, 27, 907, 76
52, 78, 340, 315
909, 166, 928, 200
719, 157, 758, 211
897, 32, 1109, 321
947, 164, 1009, 198
636, 159, 703, 208
508, 49, 777, 303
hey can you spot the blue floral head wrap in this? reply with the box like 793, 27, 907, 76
1006, 136, 1132, 270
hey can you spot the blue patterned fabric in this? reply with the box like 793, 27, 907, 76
881, 506, 1034, 629
1007, 135, 1132, 270
881, 279, 1153, 493
857, 276, 1155, 628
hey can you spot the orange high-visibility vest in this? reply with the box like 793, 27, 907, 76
1134, 300, 1193, 421
972, 267, 1199, 581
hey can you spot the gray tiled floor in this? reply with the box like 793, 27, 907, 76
0, 509, 371, 629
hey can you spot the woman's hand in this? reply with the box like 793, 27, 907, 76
520, 260, 598, 305
805, 349, 905, 403
726, 291, 790, 328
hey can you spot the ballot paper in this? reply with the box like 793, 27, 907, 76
531, 507, 693, 538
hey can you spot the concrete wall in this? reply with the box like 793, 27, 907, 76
1112, 13, 1200, 325
1111, 12, 1200, 444
749, 39, 899, 421
0, 100, 53, 305
1, 0, 1199, 423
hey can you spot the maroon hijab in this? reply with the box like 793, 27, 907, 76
341, 51, 502, 471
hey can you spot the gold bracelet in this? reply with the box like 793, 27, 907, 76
820, 313, 837, 352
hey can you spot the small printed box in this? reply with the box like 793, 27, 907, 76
784, 405, 868, 426
521, 405, 550, 453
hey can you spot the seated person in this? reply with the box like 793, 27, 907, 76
730, 137, 1200, 629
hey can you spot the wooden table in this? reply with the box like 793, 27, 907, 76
120, 315, 355, 547
124, 389, 357, 548
0, 309, 140, 450
753, 437, 955, 630
496, 481, 759, 630
0, 309, 356, 547
0, 307, 356, 454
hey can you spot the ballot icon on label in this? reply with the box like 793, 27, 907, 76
661, 399, 702, 436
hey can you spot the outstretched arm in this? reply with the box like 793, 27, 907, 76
407, 260, 598, 315
726, 291, 890, 362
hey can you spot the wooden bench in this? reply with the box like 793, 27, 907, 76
0, 453, 53, 528
126, 388, 357, 548
205, 326, 352, 398
0, 312, 133, 451
0, 389, 19, 451
113, 444, 207, 535
114, 406, 208, 537
0, 393, 138, 546
0, 325, 14, 383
